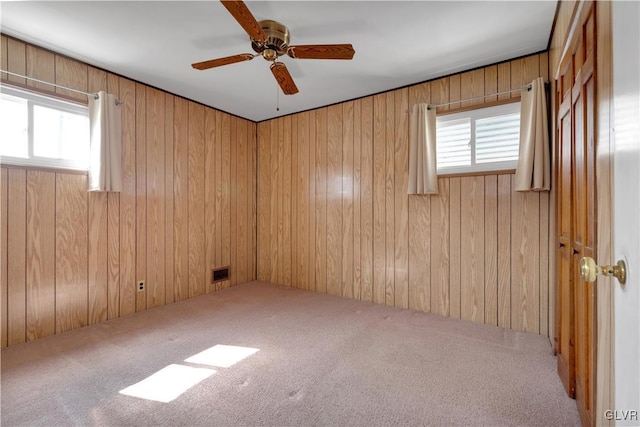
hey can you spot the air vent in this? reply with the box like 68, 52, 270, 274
212, 267, 230, 284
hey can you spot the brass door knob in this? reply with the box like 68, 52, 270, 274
579, 257, 627, 285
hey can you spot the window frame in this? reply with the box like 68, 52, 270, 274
0, 85, 90, 171
435, 101, 521, 175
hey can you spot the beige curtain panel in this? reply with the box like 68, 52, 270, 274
88, 91, 122, 192
514, 77, 550, 191
408, 103, 438, 194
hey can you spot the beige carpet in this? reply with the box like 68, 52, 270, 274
1, 281, 580, 426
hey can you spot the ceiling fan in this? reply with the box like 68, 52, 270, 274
192, 0, 356, 95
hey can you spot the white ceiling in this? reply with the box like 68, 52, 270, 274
0, 1, 557, 122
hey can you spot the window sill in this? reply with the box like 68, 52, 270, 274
437, 168, 515, 179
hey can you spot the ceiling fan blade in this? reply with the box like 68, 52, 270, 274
220, 0, 267, 43
270, 62, 299, 95
287, 44, 355, 60
192, 53, 255, 70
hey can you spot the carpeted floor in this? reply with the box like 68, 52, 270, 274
1, 281, 580, 426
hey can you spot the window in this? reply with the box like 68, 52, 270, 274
0, 86, 89, 170
436, 102, 520, 174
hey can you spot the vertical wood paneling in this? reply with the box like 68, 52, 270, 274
352, 101, 362, 300
119, 78, 136, 316
484, 176, 498, 326
432, 78, 450, 114
523, 54, 540, 86
87, 66, 107, 93
510, 58, 524, 99
281, 116, 292, 286
87, 68, 109, 325
394, 89, 409, 309
173, 97, 189, 302
484, 65, 498, 103
315, 108, 327, 294
270, 118, 279, 284
384, 93, 395, 306
498, 62, 512, 101
511, 175, 540, 333
342, 102, 354, 299
1, 168, 8, 347
449, 177, 461, 319
229, 117, 240, 286
269, 119, 280, 284
360, 97, 374, 302
257, 120, 271, 281
408, 82, 430, 105
221, 112, 231, 288
461, 69, 485, 107
164, 93, 174, 303
430, 179, 450, 316
135, 84, 147, 312
205, 108, 217, 293
297, 112, 309, 289
326, 104, 342, 296
146, 87, 165, 308
107, 74, 121, 318
497, 174, 512, 328
26, 171, 56, 340
214, 110, 225, 287
7, 169, 27, 345
275, 118, 283, 286
408, 195, 430, 312
539, 192, 550, 336
188, 102, 205, 296
308, 110, 317, 292
55, 55, 87, 101
460, 176, 485, 323
249, 122, 257, 281
7, 38, 26, 85
26, 46, 55, 92
55, 174, 88, 334
290, 116, 298, 288
372, 94, 386, 304
449, 74, 461, 110
241, 118, 250, 284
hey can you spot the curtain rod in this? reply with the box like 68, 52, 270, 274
1, 69, 122, 104
407, 82, 549, 113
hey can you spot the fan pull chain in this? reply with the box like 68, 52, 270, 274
276, 83, 280, 112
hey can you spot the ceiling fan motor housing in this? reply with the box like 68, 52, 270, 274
251, 19, 290, 60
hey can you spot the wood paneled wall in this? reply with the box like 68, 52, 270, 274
257, 52, 552, 334
0, 35, 256, 348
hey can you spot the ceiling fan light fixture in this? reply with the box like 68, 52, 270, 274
251, 20, 290, 58
262, 48, 278, 62
192, 0, 355, 96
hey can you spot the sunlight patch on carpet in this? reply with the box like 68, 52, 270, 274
119, 364, 215, 403
185, 344, 260, 368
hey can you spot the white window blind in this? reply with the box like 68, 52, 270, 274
436, 118, 471, 169
436, 102, 520, 173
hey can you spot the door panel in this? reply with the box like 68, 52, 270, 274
557, 96, 575, 396
555, 3, 597, 426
